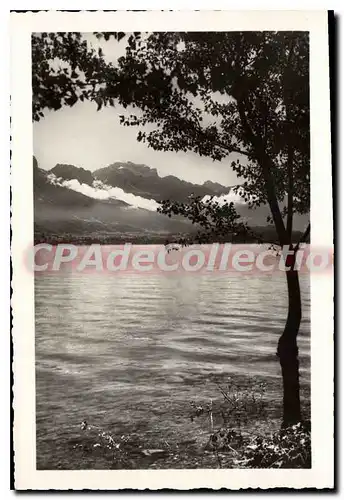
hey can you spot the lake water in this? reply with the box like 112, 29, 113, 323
35, 247, 310, 469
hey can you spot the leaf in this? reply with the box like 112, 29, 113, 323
65, 94, 78, 107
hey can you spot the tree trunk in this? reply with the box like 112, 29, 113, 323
277, 252, 302, 427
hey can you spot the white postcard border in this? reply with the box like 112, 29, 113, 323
11, 10, 334, 490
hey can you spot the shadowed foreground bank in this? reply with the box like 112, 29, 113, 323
36, 374, 310, 470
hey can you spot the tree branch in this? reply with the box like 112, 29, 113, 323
235, 95, 288, 246
160, 107, 252, 159
285, 39, 296, 244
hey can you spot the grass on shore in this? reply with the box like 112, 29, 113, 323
45, 375, 310, 470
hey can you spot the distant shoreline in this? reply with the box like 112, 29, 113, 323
34, 229, 306, 247
34, 235, 274, 246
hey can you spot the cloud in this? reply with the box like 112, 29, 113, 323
202, 190, 245, 205
47, 174, 160, 211
47, 172, 246, 212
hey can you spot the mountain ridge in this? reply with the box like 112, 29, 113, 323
45, 160, 232, 203
33, 157, 309, 243
51, 164, 94, 186
93, 161, 231, 203
34, 159, 196, 242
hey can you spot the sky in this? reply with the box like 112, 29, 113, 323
33, 101, 240, 186
33, 33, 241, 187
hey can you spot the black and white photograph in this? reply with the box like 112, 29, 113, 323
11, 10, 334, 490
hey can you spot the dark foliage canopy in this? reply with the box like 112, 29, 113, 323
32, 31, 310, 246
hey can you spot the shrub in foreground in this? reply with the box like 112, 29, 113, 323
233, 421, 311, 468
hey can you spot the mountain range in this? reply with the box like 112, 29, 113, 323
33, 158, 308, 244
50, 161, 230, 202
